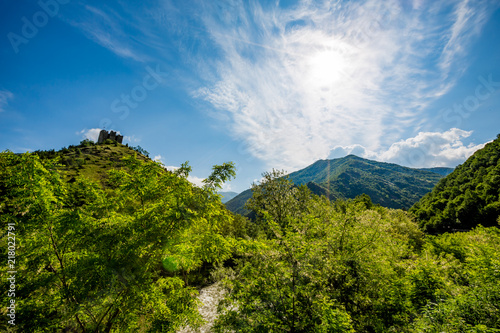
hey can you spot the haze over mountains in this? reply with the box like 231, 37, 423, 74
226, 155, 453, 215
218, 191, 239, 203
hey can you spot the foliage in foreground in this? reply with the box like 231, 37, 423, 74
214, 170, 500, 333
1, 144, 499, 332
411, 134, 500, 233
0, 151, 237, 332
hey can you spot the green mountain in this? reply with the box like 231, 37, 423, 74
225, 188, 254, 216
410, 135, 500, 233
226, 155, 452, 214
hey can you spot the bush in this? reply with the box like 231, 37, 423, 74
79, 139, 95, 147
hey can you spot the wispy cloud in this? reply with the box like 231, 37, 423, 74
61, 1, 496, 171
63, 5, 147, 62
0, 90, 13, 112
194, 0, 497, 170
439, 0, 491, 74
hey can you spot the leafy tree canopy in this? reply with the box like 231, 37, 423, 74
410, 135, 500, 233
0, 147, 237, 332
213, 170, 500, 332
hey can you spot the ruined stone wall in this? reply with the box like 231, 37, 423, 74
97, 130, 123, 144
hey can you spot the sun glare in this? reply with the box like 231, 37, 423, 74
306, 49, 349, 89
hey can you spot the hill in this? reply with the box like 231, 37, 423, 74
410, 135, 500, 233
225, 188, 254, 215
29, 140, 150, 185
0, 140, 239, 331
226, 155, 451, 214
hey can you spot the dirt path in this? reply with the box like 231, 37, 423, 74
177, 282, 226, 333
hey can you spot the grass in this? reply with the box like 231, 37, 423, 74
46, 142, 150, 187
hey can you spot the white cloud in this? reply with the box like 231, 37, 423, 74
329, 144, 378, 160
165, 165, 179, 172
124, 135, 141, 144
154, 155, 164, 163
329, 128, 486, 168
194, 0, 497, 170
221, 183, 232, 192
77, 128, 102, 142
78, 128, 126, 143
165, 165, 205, 187
0, 90, 13, 112
187, 175, 205, 188
439, 0, 491, 75
378, 128, 486, 168
62, 1, 496, 172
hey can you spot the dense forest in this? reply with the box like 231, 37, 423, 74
411, 134, 500, 233
1, 139, 499, 332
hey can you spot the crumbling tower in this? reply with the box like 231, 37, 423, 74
97, 130, 123, 144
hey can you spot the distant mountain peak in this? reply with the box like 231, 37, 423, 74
226, 155, 451, 215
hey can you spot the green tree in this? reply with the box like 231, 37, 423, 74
130, 145, 150, 157
0, 152, 236, 332
203, 162, 236, 191
411, 135, 500, 232
79, 139, 95, 147
245, 169, 312, 236
215, 174, 425, 332
411, 227, 500, 332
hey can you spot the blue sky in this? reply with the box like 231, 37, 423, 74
1, 0, 500, 193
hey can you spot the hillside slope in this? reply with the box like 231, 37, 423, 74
226, 155, 450, 214
0, 140, 238, 331
31, 140, 150, 185
225, 188, 253, 216
410, 135, 500, 233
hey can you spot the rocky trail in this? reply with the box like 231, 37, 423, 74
177, 282, 226, 333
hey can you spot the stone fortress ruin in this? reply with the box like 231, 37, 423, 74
97, 130, 123, 144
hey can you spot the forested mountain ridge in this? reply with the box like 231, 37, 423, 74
226, 155, 451, 214
411, 134, 500, 233
224, 188, 253, 215
418, 167, 454, 176
289, 155, 450, 209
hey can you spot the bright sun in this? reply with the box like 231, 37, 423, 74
306, 49, 349, 89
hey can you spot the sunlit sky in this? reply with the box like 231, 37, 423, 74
1, 0, 500, 192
